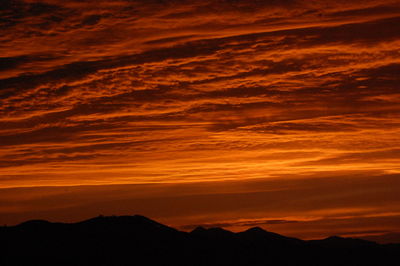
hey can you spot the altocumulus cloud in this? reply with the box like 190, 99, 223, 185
0, 0, 400, 242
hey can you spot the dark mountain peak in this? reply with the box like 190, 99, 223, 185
238, 226, 303, 245
190, 226, 236, 240
241, 226, 282, 238
80, 214, 156, 225
77, 214, 177, 233
310, 235, 378, 248
191, 226, 207, 234
18, 219, 51, 226
16, 219, 53, 229
245, 226, 267, 233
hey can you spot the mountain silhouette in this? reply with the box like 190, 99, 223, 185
1, 215, 399, 266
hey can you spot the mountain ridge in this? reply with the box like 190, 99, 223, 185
1, 214, 399, 266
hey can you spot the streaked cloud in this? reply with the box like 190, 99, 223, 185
0, 0, 399, 240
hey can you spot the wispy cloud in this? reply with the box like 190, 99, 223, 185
0, 0, 399, 239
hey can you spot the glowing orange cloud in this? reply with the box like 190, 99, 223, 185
0, 0, 399, 242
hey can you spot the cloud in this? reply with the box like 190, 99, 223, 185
0, 0, 399, 241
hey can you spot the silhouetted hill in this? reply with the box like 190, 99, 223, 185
1, 215, 399, 266
309, 235, 378, 248
238, 226, 303, 244
191, 226, 236, 239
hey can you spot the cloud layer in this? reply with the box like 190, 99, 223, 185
1, 0, 400, 240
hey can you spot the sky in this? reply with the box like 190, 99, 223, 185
1, 0, 400, 242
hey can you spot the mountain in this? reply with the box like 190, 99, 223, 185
309, 235, 378, 248
1, 215, 399, 266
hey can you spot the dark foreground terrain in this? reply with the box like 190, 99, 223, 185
1, 215, 399, 266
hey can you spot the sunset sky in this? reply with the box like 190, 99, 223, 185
1, 0, 400, 241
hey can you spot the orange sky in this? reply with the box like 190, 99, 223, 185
1, 0, 400, 242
